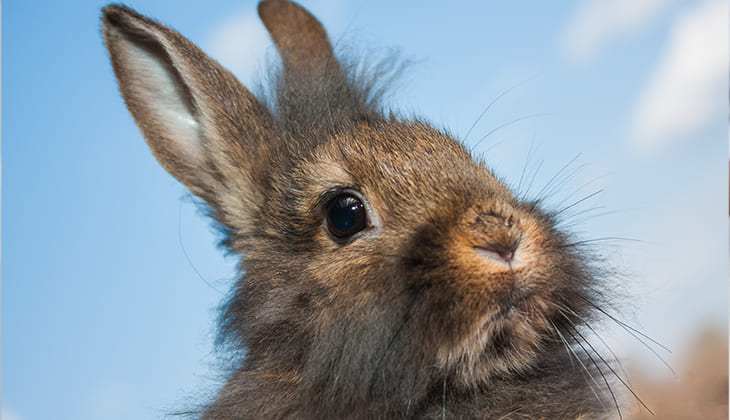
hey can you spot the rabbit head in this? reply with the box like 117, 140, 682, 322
102, 0, 612, 417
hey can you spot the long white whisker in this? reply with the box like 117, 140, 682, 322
574, 294, 675, 375
532, 153, 582, 202
564, 325, 623, 420
515, 131, 537, 196
548, 319, 576, 368
566, 318, 654, 416
548, 318, 606, 412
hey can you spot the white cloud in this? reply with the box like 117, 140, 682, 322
2, 407, 22, 420
83, 381, 133, 420
562, 0, 674, 61
204, 11, 272, 85
630, 0, 728, 152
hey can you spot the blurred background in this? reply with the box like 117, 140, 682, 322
3, 0, 727, 418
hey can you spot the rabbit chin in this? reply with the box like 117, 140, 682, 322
436, 294, 553, 387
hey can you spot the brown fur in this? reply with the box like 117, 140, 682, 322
102, 1, 620, 418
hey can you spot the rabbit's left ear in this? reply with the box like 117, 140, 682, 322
102, 5, 274, 217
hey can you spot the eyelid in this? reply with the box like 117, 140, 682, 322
317, 187, 363, 212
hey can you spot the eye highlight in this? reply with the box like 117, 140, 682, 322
325, 192, 368, 239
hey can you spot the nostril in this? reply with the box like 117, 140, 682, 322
474, 242, 518, 266
493, 245, 515, 262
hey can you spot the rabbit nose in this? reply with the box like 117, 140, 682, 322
475, 241, 518, 267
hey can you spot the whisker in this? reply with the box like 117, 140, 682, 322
178, 200, 225, 295
554, 301, 655, 415
582, 321, 634, 391
553, 189, 604, 218
560, 208, 638, 230
538, 165, 591, 207
548, 319, 576, 368
548, 311, 609, 411
571, 324, 655, 416
515, 131, 537, 196
552, 173, 609, 213
549, 318, 607, 411
575, 294, 674, 357
558, 205, 607, 221
558, 208, 623, 231
533, 153, 582, 203
558, 237, 640, 249
564, 325, 623, 420
481, 139, 507, 157
470, 113, 549, 152
524, 160, 544, 201
464, 83, 523, 143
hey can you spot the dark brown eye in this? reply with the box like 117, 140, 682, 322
325, 193, 368, 239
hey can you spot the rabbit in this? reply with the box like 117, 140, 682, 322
101, 0, 625, 418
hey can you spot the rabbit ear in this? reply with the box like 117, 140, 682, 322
258, 0, 337, 79
102, 5, 274, 206
257, 0, 366, 133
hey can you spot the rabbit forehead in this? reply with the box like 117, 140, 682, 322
296, 121, 511, 208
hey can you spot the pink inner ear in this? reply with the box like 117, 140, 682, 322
130, 47, 202, 150
104, 13, 207, 168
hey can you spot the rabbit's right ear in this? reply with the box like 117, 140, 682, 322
102, 5, 274, 210
257, 0, 336, 79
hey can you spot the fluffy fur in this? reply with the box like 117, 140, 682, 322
102, 1, 620, 418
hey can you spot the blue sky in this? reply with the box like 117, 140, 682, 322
3, 0, 727, 419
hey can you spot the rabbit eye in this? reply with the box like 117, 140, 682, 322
325, 193, 368, 239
